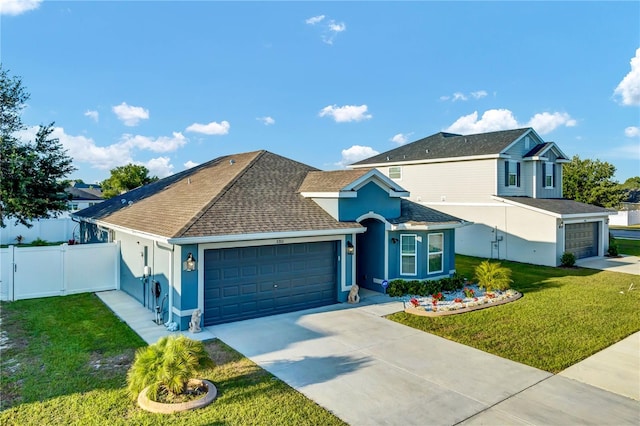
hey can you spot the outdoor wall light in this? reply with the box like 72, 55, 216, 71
558, 221, 564, 229
346, 241, 355, 255
183, 252, 197, 271
391, 237, 398, 244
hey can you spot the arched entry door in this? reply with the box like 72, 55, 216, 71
356, 218, 386, 292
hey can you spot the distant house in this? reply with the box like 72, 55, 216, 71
73, 150, 466, 329
350, 128, 615, 267
65, 182, 103, 212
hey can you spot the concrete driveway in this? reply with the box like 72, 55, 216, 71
208, 294, 639, 425
576, 255, 640, 275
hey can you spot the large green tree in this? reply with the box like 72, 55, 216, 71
562, 155, 624, 208
1, 65, 76, 227
100, 164, 158, 198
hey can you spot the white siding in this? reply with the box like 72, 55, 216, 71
389, 159, 496, 203
424, 202, 560, 266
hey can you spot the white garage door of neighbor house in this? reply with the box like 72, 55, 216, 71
565, 222, 599, 259
203, 241, 337, 326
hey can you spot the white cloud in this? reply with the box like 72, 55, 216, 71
120, 132, 187, 153
0, 0, 41, 15
257, 116, 275, 126
452, 92, 468, 102
305, 15, 325, 25
445, 109, 576, 135
391, 133, 413, 145
608, 143, 640, 160
625, 126, 640, 137
144, 157, 174, 178
526, 112, 576, 134
614, 48, 640, 106
186, 120, 230, 135
471, 90, 488, 99
84, 110, 99, 122
328, 20, 346, 33
445, 110, 519, 134
441, 90, 488, 102
336, 145, 379, 168
112, 102, 149, 126
319, 104, 372, 123
184, 160, 199, 169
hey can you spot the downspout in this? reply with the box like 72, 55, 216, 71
155, 241, 174, 326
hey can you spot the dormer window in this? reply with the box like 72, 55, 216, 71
543, 162, 555, 188
389, 166, 402, 180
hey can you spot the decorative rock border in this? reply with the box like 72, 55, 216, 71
404, 292, 522, 317
137, 379, 217, 414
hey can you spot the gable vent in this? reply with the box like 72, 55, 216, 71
229, 159, 236, 165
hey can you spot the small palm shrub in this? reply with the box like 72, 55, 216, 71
127, 335, 214, 401
474, 260, 512, 292
560, 251, 576, 267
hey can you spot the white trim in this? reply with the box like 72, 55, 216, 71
343, 169, 407, 193
75, 218, 171, 243
300, 191, 358, 198
198, 234, 346, 251
400, 234, 418, 276
169, 227, 365, 245
425, 201, 508, 207
356, 211, 392, 230
390, 222, 470, 231
350, 233, 357, 289
349, 153, 503, 169
340, 235, 348, 292
427, 233, 444, 274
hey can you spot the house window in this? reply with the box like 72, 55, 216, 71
428, 233, 444, 274
389, 166, 402, 180
505, 161, 520, 187
68, 203, 79, 211
543, 162, 555, 188
400, 234, 417, 275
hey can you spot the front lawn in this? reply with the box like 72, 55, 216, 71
388, 255, 640, 373
0, 293, 346, 425
613, 237, 640, 256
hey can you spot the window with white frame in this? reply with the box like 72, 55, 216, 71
505, 161, 520, 187
427, 233, 444, 274
544, 162, 554, 188
400, 234, 417, 275
389, 166, 402, 180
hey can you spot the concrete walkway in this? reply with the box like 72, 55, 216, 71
207, 291, 640, 425
95, 290, 215, 344
576, 255, 640, 275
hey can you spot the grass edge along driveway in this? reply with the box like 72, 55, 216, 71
0, 293, 346, 425
388, 255, 640, 373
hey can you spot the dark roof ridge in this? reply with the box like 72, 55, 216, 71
175, 150, 266, 237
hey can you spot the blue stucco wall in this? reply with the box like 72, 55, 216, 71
339, 182, 401, 221
387, 229, 456, 281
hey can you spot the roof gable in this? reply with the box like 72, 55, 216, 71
299, 168, 408, 197
350, 128, 532, 166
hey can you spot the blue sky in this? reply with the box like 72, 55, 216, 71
3, 1, 639, 184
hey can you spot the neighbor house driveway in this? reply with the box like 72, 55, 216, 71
208, 294, 639, 425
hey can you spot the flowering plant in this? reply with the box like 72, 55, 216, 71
486, 292, 496, 299
454, 297, 463, 303
409, 297, 420, 308
431, 292, 444, 304
463, 287, 475, 298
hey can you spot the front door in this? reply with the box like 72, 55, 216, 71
356, 218, 386, 292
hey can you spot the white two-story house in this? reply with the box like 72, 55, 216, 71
350, 128, 614, 267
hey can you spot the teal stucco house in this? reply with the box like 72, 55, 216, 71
73, 150, 466, 329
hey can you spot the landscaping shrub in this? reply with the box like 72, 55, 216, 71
474, 260, 512, 292
31, 238, 48, 246
608, 234, 619, 256
386, 274, 466, 297
560, 251, 576, 267
127, 335, 214, 401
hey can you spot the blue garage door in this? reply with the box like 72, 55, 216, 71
204, 241, 337, 326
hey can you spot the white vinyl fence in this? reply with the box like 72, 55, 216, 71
0, 242, 120, 301
0, 216, 77, 245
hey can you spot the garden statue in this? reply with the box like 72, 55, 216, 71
189, 309, 202, 333
347, 284, 360, 304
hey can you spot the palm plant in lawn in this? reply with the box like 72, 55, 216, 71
127, 335, 214, 402
474, 260, 513, 292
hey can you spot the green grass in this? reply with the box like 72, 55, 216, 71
388, 255, 640, 374
613, 237, 640, 256
0, 293, 346, 425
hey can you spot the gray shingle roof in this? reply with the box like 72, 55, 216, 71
351, 128, 531, 165
499, 197, 615, 215
298, 169, 373, 192
389, 200, 465, 226
74, 151, 361, 239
